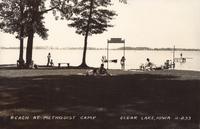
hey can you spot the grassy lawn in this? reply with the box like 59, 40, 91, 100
0, 69, 199, 129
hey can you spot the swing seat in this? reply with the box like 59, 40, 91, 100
103, 59, 117, 63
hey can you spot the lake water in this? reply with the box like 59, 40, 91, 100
0, 49, 200, 71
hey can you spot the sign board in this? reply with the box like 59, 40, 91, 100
108, 38, 125, 43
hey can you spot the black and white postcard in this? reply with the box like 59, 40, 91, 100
0, 0, 199, 129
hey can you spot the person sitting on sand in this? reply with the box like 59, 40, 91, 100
143, 58, 158, 71
144, 58, 153, 70
86, 64, 110, 76
99, 64, 110, 75
163, 60, 170, 69
34, 64, 38, 69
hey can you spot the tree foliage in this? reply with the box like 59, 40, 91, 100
50, 0, 78, 20
0, 0, 26, 38
68, 0, 116, 36
0, 0, 48, 39
25, 0, 48, 39
119, 0, 127, 4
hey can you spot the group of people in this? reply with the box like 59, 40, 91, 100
140, 58, 175, 71
47, 53, 54, 67
86, 63, 111, 76
101, 56, 126, 70
140, 58, 155, 71
86, 56, 126, 76
46, 52, 173, 73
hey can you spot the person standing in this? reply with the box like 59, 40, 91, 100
47, 53, 51, 66
120, 56, 126, 70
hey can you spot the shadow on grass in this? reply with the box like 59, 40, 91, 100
0, 74, 199, 129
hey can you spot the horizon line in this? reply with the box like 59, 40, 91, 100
0, 46, 200, 51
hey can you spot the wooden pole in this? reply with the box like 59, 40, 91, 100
123, 41, 125, 69
173, 45, 175, 69
107, 41, 109, 69
123, 42, 125, 57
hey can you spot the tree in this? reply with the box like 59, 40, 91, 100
0, 0, 75, 68
24, 0, 48, 67
0, 0, 49, 68
0, 0, 28, 68
25, 0, 77, 67
68, 0, 116, 68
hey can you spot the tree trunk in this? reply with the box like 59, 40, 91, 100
79, 0, 94, 68
19, 38, 24, 61
18, 25, 25, 68
79, 34, 89, 68
25, 1, 38, 68
26, 30, 34, 68
18, 1, 25, 68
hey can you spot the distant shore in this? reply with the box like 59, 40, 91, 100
1, 46, 200, 51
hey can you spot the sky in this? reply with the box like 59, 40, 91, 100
0, 0, 200, 49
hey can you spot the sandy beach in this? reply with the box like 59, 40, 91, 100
0, 68, 199, 129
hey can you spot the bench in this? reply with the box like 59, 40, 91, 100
58, 63, 70, 68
